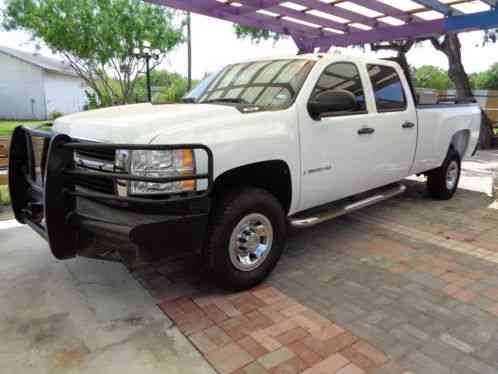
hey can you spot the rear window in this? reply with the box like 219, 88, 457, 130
368, 65, 406, 112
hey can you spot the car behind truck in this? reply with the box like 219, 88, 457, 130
9, 53, 481, 290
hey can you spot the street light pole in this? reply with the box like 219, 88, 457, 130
145, 55, 152, 102
133, 41, 161, 103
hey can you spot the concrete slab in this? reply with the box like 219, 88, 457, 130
0, 227, 215, 374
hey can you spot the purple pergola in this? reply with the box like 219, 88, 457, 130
145, 0, 498, 52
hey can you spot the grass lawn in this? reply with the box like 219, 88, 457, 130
0, 120, 50, 137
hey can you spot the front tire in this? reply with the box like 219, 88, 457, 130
205, 188, 287, 291
427, 148, 461, 200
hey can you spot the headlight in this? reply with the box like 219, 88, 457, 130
117, 149, 196, 195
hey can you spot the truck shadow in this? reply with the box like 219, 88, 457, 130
136, 178, 497, 300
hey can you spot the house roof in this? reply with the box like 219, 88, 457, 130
146, 0, 498, 52
0, 46, 78, 77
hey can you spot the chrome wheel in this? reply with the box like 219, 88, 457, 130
446, 160, 459, 190
229, 213, 274, 272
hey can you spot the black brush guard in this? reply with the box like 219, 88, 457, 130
9, 125, 213, 260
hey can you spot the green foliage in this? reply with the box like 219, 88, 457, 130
412, 63, 498, 91
233, 25, 280, 43
412, 65, 454, 90
0, 185, 11, 205
133, 70, 196, 103
84, 79, 125, 109
470, 63, 498, 90
3, 0, 184, 105
48, 111, 63, 120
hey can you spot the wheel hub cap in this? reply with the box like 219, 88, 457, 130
229, 213, 273, 272
446, 160, 459, 190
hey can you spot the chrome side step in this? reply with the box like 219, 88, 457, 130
290, 183, 406, 228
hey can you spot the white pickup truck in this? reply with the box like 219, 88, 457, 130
10, 53, 481, 290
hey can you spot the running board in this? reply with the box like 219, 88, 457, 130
290, 183, 406, 228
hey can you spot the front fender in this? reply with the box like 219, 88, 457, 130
151, 107, 301, 214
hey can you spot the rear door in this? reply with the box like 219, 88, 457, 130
363, 63, 418, 187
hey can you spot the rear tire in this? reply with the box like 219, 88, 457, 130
427, 148, 461, 200
205, 187, 287, 291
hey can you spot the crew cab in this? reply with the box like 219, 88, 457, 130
9, 53, 481, 290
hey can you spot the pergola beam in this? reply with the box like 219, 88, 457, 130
145, 0, 498, 53
217, 0, 349, 31
410, 0, 462, 16
347, 0, 417, 22
480, 0, 497, 8
289, 0, 380, 27
312, 8, 498, 49
147, 0, 320, 39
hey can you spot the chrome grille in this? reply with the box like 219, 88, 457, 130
73, 147, 116, 195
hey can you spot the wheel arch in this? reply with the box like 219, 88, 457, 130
450, 129, 470, 160
213, 160, 293, 214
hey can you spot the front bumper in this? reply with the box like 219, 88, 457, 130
8, 125, 213, 262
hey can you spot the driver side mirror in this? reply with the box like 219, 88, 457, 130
308, 90, 358, 120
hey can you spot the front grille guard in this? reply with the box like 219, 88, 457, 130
9, 125, 214, 259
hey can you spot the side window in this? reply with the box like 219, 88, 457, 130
368, 65, 406, 112
310, 62, 366, 116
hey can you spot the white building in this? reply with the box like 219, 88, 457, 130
0, 46, 89, 120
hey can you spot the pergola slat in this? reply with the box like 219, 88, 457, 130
289, 0, 381, 27
347, 0, 417, 22
221, 0, 349, 32
145, 0, 498, 52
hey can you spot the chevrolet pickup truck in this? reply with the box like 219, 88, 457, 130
10, 53, 481, 290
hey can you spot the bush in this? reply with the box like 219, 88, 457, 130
49, 111, 64, 120
0, 185, 11, 205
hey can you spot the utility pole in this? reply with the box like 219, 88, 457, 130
187, 12, 192, 91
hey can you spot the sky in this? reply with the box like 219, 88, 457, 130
1, 1, 498, 79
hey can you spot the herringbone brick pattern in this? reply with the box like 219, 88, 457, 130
148, 280, 399, 374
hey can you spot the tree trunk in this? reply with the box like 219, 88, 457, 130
444, 34, 473, 99
431, 34, 495, 149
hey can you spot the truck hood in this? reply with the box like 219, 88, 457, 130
53, 103, 244, 144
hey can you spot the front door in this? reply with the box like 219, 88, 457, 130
298, 61, 382, 211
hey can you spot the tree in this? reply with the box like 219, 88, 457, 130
234, 25, 280, 43
412, 66, 454, 90
2, 0, 184, 105
431, 33, 495, 148
430, 34, 473, 99
471, 63, 498, 90
133, 70, 194, 103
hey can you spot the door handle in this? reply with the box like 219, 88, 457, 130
358, 127, 375, 135
402, 122, 416, 129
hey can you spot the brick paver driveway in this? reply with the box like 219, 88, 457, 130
137, 151, 498, 374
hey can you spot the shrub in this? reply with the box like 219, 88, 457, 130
49, 111, 64, 120
0, 185, 11, 205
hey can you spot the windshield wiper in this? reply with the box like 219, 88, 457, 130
202, 98, 249, 104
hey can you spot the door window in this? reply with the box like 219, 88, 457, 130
310, 62, 367, 116
368, 65, 406, 112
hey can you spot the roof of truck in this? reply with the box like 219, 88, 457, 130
232, 52, 399, 66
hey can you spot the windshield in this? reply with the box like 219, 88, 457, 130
183, 70, 221, 103
196, 59, 315, 109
